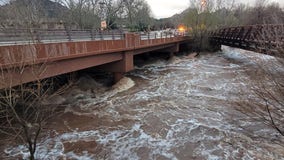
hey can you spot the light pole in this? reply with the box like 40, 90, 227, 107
201, 0, 207, 13
99, 1, 107, 30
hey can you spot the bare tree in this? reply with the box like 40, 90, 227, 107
253, 23, 284, 135
184, 0, 229, 51
120, 0, 152, 31
57, 0, 125, 30
0, 73, 57, 160
0, 2, 71, 159
57, 0, 101, 29
0, 37, 73, 160
237, 23, 284, 136
237, 57, 284, 136
104, 0, 124, 29
233, 1, 284, 25
0, 0, 44, 28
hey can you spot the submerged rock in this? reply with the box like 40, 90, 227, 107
112, 77, 135, 93
76, 75, 105, 92
42, 95, 66, 105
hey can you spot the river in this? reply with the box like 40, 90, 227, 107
3, 46, 284, 159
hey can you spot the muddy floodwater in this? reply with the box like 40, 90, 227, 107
3, 46, 284, 159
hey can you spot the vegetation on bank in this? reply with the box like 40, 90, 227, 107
1, 0, 282, 31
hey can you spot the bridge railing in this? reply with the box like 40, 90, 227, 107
0, 28, 188, 46
140, 32, 174, 40
211, 25, 284, 42
0, 28, 125, 45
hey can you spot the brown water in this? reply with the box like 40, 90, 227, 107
3, 46, 284, 159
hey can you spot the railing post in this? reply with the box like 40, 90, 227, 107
121, 30, 124, 40
91, 29, 95, 40
112, 30, 115, 40
139, 32, 142, 40
34, 29, 41, 43
124, 33, 133, 48
66, 28, 72, 41
100, 30, 103, 40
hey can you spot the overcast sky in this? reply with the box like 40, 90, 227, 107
146, 0, 284, 19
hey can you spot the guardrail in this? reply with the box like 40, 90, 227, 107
140, 31, 185, 40
0, 28, 125, 45
0, 28, 188, 46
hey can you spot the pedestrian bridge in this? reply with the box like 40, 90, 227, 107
210, 24, 284, 56
0, 29, 190, 88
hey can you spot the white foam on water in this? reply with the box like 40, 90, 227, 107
5, 115, 284, 159
4, 48, 284, 159
65, 151, 95, 160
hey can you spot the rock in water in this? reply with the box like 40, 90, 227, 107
187, 52, 199, 59
112, 77, 135, 93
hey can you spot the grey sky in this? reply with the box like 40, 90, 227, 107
146, 0, 284, 19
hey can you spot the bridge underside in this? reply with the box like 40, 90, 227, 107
211, 38, 280, 55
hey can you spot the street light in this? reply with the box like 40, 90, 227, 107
99, 1, 107, 30
201, 0, 207, 12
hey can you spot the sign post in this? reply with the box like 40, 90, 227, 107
101, 20, 107, 30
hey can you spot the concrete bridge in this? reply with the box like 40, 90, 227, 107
210, 24, 284, 56
0, 29, 190, 89
2, 25, 282, 89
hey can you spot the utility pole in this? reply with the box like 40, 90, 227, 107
201, 0, 207, 12
99, 1, 107, 30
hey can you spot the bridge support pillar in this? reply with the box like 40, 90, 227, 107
169, 43, 179, 58
169, 52, 175, 58
107, 51, 133, 72
96, 51, 134, 83
113, 72, 124, 83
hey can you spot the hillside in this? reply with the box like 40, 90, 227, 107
153, 8, 190, 29
0, 0, 67, 20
